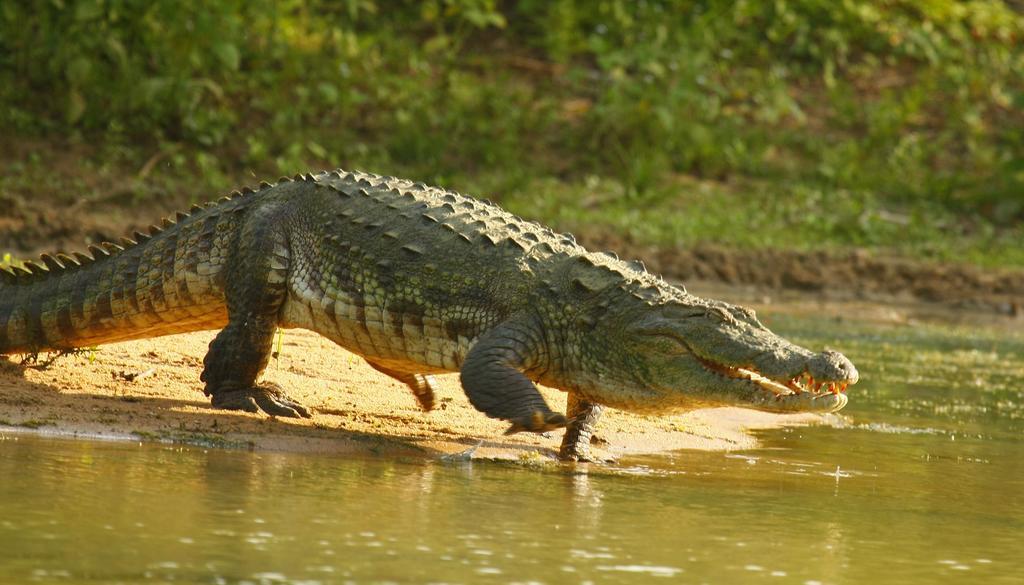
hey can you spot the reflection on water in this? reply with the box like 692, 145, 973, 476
1, 309, 1022, 584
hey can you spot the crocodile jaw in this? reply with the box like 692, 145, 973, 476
695, 356, 854, 413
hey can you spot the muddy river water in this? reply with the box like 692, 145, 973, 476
1, 303, 1021, 584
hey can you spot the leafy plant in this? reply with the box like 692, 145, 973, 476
0, 0, 1020, 257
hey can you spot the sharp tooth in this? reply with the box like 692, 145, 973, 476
741, 368, 803, 397
800, 373, 812, 392
753, 377, 791, 396
736, 368, 756, 380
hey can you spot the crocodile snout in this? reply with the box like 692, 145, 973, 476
810, 350, 859, 385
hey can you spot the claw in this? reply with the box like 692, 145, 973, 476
503, 411, 568, 435
210, 383, 311, 418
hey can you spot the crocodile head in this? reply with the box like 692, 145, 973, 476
567, 294, 858, 414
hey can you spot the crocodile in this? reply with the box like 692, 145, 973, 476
0, 170, 858, 460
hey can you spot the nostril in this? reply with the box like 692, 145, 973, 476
846, 364, 860, 384
812, 350, 859, 384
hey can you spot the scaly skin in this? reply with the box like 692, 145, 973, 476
0, 170, 859, 461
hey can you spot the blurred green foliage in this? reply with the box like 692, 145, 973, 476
0, 0, 1021, 256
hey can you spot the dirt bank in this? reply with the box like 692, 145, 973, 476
579, 234, 1023, 316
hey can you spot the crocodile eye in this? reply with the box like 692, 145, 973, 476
707, 306, 735, 323
661, 337, 690, 355
638, 332, 690, 356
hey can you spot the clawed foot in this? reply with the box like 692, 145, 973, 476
410, 374, 437, 412
503, 411, 568, 435
210, 382, 311, 418
559, 445, 616, 464
560, 430, 613, 463
501, 410, 615, 463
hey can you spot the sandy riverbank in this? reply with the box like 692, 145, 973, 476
0, 327, 831, 462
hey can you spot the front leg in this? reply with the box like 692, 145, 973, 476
559, 393, 605, 461
459, 319, 566, 434
200, 203, 309, 418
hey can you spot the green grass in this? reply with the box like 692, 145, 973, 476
0, 1, 1021, 267
0, 252, 25, 272
497, 174, 1024, 269
5, 151, 1020, 269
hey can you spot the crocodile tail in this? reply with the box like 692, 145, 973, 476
0, 266, 16, 352
0, 221, 177, 354
0, 243, 135, 354
0, 188, 276, 356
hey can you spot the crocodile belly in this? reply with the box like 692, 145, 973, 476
279, 292, 471, 374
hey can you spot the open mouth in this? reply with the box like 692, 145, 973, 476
738, 368, 849, 396
696, 356, 854, 411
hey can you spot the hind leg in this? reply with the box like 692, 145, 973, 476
365, 359, 438, 412
200, 205, 310, 418
203, 318, 310, 418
